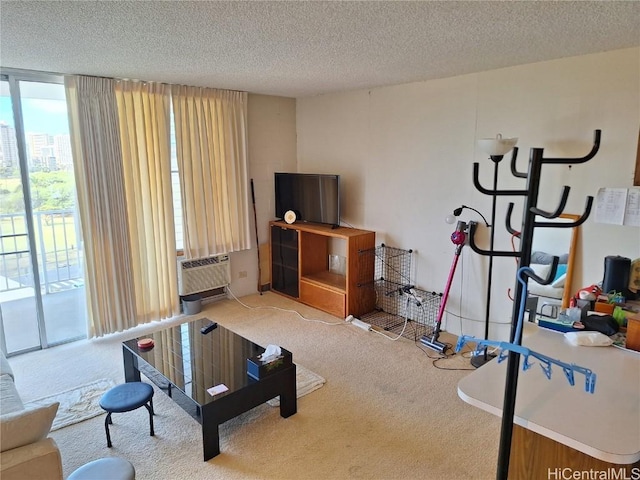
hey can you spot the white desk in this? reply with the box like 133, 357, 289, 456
458, 324, 640, 475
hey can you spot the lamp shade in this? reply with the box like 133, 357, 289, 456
477, 134, 518, 157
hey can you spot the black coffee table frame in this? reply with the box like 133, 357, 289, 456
122, 328, 296, 461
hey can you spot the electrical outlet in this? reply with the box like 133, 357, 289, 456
238, 271, 247, 278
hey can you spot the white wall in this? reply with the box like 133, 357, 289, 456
297, 48, 640, 340
227, 94, 297, 297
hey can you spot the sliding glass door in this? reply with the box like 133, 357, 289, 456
0, 71, 87, 355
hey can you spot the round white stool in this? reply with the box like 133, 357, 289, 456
67, 457, 135, 480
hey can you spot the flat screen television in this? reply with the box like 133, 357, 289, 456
275, 172, 340, 226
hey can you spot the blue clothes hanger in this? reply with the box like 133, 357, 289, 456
455, 266, 597, 394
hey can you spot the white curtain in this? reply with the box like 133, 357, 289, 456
65, 76, 137, 336
115, 80, 180, 323
67, 76, 249, 335
171, 86, 251, 258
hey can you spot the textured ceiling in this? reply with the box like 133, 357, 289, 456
1, 1, 639, 98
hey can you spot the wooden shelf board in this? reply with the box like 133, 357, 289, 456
271, 220, 373, 239
301, 271, 346, 292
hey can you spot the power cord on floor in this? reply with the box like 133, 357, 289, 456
226, 286, 346, 326
368, 293, 415, 341
422, 341, 476, 371
432, 356, 476, 371
445, 308, 513, 325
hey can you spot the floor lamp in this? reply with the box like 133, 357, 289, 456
471, 134, 518, 368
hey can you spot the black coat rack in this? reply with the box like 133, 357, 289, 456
467, 130, 600, 480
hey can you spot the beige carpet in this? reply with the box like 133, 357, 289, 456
24, 378, 116, 431
9, 292, 500, 479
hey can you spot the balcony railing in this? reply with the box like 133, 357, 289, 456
0, 209, 83, 295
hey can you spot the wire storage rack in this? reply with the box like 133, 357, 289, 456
358, 245, 442, 341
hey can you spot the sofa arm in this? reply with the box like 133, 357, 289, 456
0, 437, 63, 480
0, 350, 14, 381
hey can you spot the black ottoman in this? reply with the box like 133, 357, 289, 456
99, 382, 154, 448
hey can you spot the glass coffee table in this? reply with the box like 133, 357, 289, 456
122, 318, 297, 460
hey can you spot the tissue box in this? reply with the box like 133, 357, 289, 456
247, 348, 292, 380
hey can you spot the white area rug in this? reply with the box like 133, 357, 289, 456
267, 364, 326, 407
24, 378, 116, 431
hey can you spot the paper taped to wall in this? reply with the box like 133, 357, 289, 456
594, 187, 640, 226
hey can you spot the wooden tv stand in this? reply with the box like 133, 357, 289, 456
269, 221, 375, 318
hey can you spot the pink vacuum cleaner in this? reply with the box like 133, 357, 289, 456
419, 220, 468, 353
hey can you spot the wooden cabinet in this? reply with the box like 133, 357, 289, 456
625, 311, 640, 352
269, 221, 375, 318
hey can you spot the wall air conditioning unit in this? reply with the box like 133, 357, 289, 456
177, 254, 231, 296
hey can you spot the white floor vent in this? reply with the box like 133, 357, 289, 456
178, 254, 231, 296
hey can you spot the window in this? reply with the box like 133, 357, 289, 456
169, 111, 183, 251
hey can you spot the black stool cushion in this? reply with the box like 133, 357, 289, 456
99, 382, 153, 413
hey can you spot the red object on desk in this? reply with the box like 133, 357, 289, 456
137, 338, 154, 349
